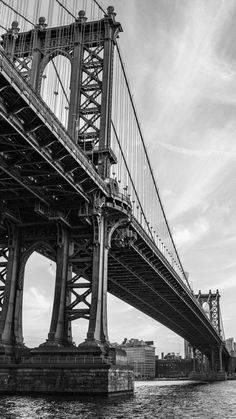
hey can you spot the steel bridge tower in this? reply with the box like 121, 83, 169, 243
186, 290, 226, 379
0, 6, 135, 393
0, 4, 229, 393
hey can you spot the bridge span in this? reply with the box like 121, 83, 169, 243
0, 2, 229, 394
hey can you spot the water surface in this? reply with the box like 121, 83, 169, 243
0, 380, 235, 418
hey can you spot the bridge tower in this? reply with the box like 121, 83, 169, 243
0, 7, 134, 394
188, 290, 227, 381
196, 290, 222, 336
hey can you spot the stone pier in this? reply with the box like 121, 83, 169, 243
0, 348, 134, 395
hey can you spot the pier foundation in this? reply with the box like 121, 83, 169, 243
0, 349, 134, 395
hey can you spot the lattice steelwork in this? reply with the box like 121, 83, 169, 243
78, 44, 104, 150
196, 290, 222, 337
66, 235, 93, 322
0, 246, 8, 313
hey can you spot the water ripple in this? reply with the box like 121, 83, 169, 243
0, 380, 235, 419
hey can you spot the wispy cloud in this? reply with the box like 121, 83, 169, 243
173, 218, 209, 248
157, 139, 236, 159
215, 276, 236, 291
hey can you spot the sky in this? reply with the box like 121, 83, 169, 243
22, 0, 236, 357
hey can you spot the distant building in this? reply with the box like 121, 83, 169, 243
225, 337, 236, 357
226, 337, 234, 354
225, 337, 236, 375
155, 352, 193, 378
120, 338, 155, 379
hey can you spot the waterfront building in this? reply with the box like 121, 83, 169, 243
120, 339, 155, 379
155, 352, 193, 378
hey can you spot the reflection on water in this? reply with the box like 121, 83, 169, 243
0, 380, 236, 419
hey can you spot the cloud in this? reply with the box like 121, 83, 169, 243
48, 262, 56, 277
173, 218, 209, 248
215, 276, 236, 291
23, 287, 51, 315
157, 140, 236, 159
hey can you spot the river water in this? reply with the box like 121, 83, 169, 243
0, 380, 235, 419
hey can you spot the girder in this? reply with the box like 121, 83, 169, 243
107, 222, 228, 359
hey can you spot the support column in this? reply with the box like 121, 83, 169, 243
67, 12, 87, 140
211, 348, 215, 371
0, 225, 20, 352
47, 228, 69, 346
97, 7, 122, 179
219, 344, 223, 372
13, 283, 24, 347
192, 348, 196, 372
79, 214, 109, 354
29, 23, 44, 91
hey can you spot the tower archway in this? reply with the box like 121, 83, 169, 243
40, 52, 72, 128
22, 252, 56, 347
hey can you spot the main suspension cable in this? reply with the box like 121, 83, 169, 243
115, 43, 190, 288
0, 0, 34, 27
55, 0, 76, 19
92, 0, 106, 14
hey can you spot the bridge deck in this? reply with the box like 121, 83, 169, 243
108, 220, 227, 358
0, 52, 229, 361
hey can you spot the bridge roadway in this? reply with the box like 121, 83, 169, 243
0, 51, 229, 362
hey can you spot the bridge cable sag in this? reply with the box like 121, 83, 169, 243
114, 44, 191, 290
111, 120, 152, 238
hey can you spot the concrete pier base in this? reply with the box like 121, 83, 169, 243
189, 371, 227, 382
0, 348, 134, 395
0, 364, 134, 395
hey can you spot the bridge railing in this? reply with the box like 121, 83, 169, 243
111, 45, 190, 287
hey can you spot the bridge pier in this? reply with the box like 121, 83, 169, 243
189, 345, 227, 382
0, 190, 134, 394
0, 347, 134, 395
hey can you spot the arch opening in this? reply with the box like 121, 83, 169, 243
202, 301, 210, 318
40, 53, 71, 128
22, 252, 56, 348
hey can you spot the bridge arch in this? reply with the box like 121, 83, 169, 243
39, 49, 72, 85
18, 241, 56, 348
39, 52, 72, 127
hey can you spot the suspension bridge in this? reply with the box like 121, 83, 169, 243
0, 0, 230, 394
